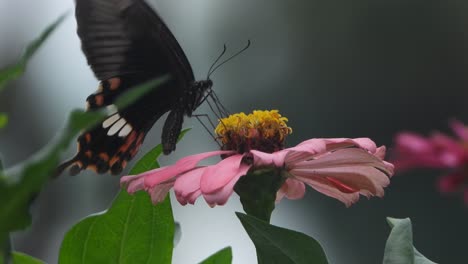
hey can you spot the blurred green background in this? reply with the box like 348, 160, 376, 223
1, 0, 467, 263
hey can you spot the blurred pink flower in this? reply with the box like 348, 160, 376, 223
392, 120, 468, 202
121, 138, 394, 207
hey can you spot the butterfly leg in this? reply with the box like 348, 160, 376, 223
193, 114, 222, 147
162, 108, 184, 155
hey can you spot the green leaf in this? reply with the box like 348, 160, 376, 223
0, 13, 68, 92
0, 110, 105, 241
0, 236, 12, 264
383, 217, 437, 264
12, 252, 45, 264
59, 192, 174, 264
58, 129, 190, 264
199, 247, 232, 264
0, 113, 8, 129
0, 76, 168, 242
236, 212, 328, 264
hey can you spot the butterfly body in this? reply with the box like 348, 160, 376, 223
59, 0, 213, 175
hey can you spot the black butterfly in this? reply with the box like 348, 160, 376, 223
58, 0, 214, 175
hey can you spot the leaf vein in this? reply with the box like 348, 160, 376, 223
118, 196, 136, 263
81, 218, 98, 264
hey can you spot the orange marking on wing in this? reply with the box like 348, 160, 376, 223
73, 161, 84, 169
109, 156, 120, 167
108, 78, 121, 90
135, 133, 145, 146
85, 133, 92, 143
85, 151, 92, 158
95, 95, 104, 106
87, 164, 98, 173
118, 131, 137, 154
99, 153, 109, 161
130, 146, 139, 158
127, 133, 145, 158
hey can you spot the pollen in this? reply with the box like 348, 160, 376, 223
215, 110, 292, 153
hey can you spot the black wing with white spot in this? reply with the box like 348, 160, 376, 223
58, 0, 197, 175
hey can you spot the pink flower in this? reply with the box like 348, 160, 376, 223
121, 137, 394, 207
392, 120, 468, 202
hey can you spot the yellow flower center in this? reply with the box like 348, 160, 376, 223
215, 110, 292, 153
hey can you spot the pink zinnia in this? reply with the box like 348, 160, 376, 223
121, 110, 394, 207
392, 120, 468, 202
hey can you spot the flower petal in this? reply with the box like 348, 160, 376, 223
283, 139, 327, 164
200, 154, 249, 194
276, 178, 306, 201
174, 167, 206, 205
437, 172, 465, 193
395, 132, 433, 153
250, 150, 287, 167
203, 163, 251, 206
450, 119, 468, 141
143, 150, 234, 187
282, 138, 379, 165
121, 173, 147, 194
393, 131, 464, 170
186, 190, 202, 205
290, 148, 392, 197
323, 138, 377, 153
290, 147, 394, 176
430, 132, 465, 166
149, 181, 174, 204
297, 174, 360, 207
374, 146, 386, 159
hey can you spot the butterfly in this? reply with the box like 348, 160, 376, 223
58, 0, 214, 176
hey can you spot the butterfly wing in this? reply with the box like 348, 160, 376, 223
76, 0, 195, 81
59, 0, 195, 175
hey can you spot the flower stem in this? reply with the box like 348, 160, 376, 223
234, 168, 285, 223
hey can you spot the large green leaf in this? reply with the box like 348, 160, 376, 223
59, 192, 174, 264
58, 128, 190, 264
0, 110, 104, 241
199, 247, 232, 264
383, 218, 437, 264
0, 13, 68, 91
0, 75, 168, 243
236, 212, 328, 264
12, 252, 45, 264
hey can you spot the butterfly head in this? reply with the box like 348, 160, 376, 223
197, 79, 213, 91
184, 79, 213, 114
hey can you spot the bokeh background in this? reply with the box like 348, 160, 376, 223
1, 0, 468, 263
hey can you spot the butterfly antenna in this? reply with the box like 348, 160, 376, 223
207, 44, 227, 79
208, 40, 251, 78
